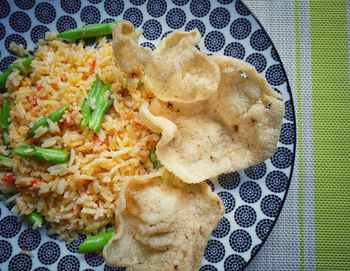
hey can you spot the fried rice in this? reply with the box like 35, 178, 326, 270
0, 38, 160, 239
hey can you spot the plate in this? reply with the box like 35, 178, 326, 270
0, 0, 296, 270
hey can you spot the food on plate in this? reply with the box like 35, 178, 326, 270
0, 19, 284, 270
103, 172, 224, 270
113, 22, 285, 183
113, 21, 221, 103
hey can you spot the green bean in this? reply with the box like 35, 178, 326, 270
78, 229, 115, 253
25, 106, 67, 140
0, 154, 12, 167
0, 55, 35, 88
81, 79, 103, 128
27, 212, 44, 226
149, 150, 162, 170
57, 23, 115, 41
88, 84, 112, 132
14, 144, 70, 164
1, 98, 10, 146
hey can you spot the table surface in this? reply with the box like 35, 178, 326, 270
243, 1, 350, 270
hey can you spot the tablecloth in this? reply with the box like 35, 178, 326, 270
243, 1, 350, 270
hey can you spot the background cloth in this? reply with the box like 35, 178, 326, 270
243, 1, 350, 270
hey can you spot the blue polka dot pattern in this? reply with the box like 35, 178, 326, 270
284, 100, 294, 121
251, 244, 261, 257
235, 0, 250, 16
239, 181, 262, 203
0, 56, 16, 72
141, 42, 156, 50
0, 23, 5, 40
18, 229, 41, 251
102, 18, 116, 24
123, 8, 143, 28
0, 216, 21, 238
172, 0, 190, 5
31, 25, 50, 44
212, 217, 231, 238
218, 0, 234, 4
261, 195, 282, 217
210, 7, 230, 29
218, 191, 235, 213
66, 234, 86, 253
246, 53, 267, 73
81, 6, 101, 24
60, 0, 81, 14
34, 268, 50, 271
185, 19, 206, 37
38, 241, 61, 265
280, 123, 295, 145
256, 219, 273, 240
147, 0, 167, 18
266, 171, 288, 193
104, 0, 124, 17
271, 47, 279, 61
205, 31, 225, 52
85, 252, 105, 267
234, 205, 257, 228
204, 239, 225, 263
35, 2, 56, 24
266, 64, 285, 86
244, 162, 267, 180
143, 20, 162, 40
130, 0, 146, 5
104, 265, 126, 271
224, 254, 246, 271
0, 0, 10, 19
5, 34, 27, 53
200, 265, 218, 271
0, 239, 12, 263
9, 254, 32, 271
166, 8, 186, 29
250, 29, 271, 51
224, 42, 245, 59
271, 147, 293, 169
218, 172, 240, 190
9, 11, 31, 33
88, 0, 103, 3
229, 229, 251, 253
190, 0, 211, 18
230, 18, 251, 40
56, 15, 77, 33
57, 255, 80, 271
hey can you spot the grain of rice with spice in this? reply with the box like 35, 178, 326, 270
1, 38, 160, 240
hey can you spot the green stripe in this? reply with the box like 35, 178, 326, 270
295, 1, 304, 270
310, 1, 350, 270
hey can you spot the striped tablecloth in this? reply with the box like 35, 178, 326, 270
243, 1, 350, 270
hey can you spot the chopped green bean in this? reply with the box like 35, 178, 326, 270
0, 98, 11, 146
57, 23, 115, 41
88, 84, 112, 132
0, 55, 35, 88
0, 154, 11, 163
149, 149, 163, 169
27, 212, 44, 226
14, 144, 70, 164
25, 106, 67, 140
78, 229, 115, 253
81, 79, 102, 128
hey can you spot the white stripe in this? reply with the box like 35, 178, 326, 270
244, 1, 300, 269
299, 1, 316, 270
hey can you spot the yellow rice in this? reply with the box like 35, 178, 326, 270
1, 38, 160, 239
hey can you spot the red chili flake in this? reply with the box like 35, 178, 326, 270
31, 179, 40, 185
90, 60, 96, 74
20, 243, 26, 251
1, 176, 15, 183
36, 85, 44, 91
